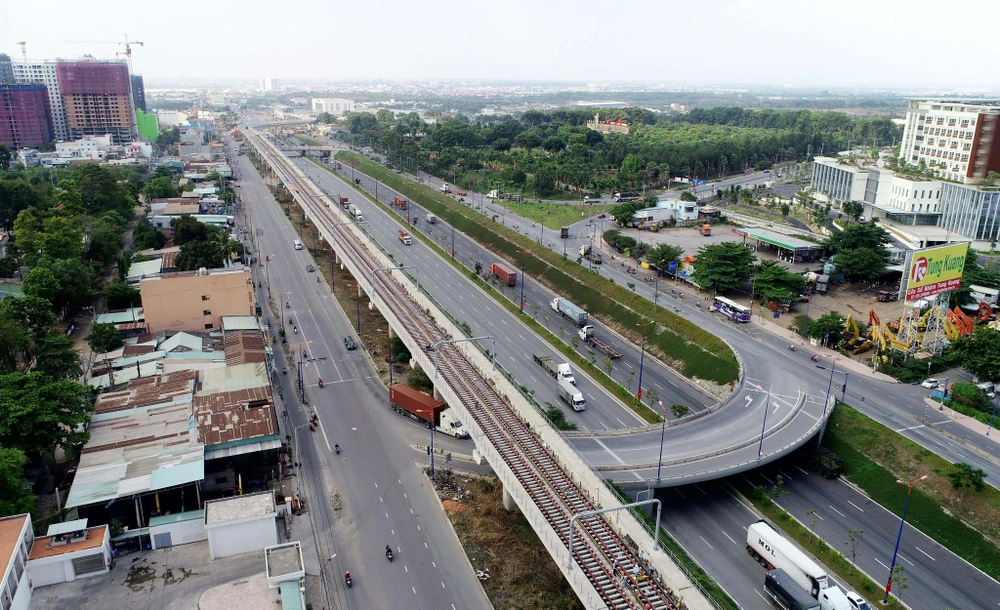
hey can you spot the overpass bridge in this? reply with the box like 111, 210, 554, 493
242, 127, 712, 610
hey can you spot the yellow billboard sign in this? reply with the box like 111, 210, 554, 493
905, 243, 969, 300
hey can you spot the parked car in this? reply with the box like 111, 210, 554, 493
306, 264, 315, 272
920, 378, 939, 388
344, 336, 357, 350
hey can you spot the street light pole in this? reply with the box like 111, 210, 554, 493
883, 475, 927, 605
519, 253, 526, 314
754, 385, 771, 459
636, 322, 649, 402
656, 400, 667, 480
988, 391, 1000, 436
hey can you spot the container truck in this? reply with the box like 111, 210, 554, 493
764, 570, 820, 610
339, 195, 350, 208
551, 297, 589, 326
426, 214, 438, 224
808, 447, 844, 479
398, 229, 412, 245
578, 325, 622, 359
391, 196, 408, 210
557, 379, 586, 411
532, 354, 575, 384
614, 192, 641, 202
348, 205, 364, 222
747, 520, 829, 598
490, 262, 517, 286
388, 384, 469, 438
580, 244, 602, 264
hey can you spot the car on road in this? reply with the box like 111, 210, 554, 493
306, 264, 315, 272
343, 336, 357, 350
920, 378, 939, 388
845, 591, 871, 610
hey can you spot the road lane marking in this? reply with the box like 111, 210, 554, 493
699, 536, 714, 549
404, 565, 408, 573
915, 546, 935, 561
828, 505, 846, 518
693, 483, 706, 495
875, 558, 890, 571
755, 589, 767, 602
722, 531, 737, 545
758, 473, 774, 485
675, 488, 687, 499
795, 466, 810, 475
899, 554, 914, 567
777, 469, 793, 480
847, 500, 865, 512
895, 424, 925, 432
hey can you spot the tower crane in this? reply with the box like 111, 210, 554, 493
65, 36, 144, 75
16, 42, 26, 63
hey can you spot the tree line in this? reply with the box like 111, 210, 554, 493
335, 106, 901, 198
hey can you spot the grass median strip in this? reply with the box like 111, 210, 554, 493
303, 154, 662, 423
335, 150, 739, 388
822, 403, 1000, 579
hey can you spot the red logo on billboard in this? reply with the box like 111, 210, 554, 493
911, 257, 928, 283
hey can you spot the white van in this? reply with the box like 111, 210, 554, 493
293, 239, 303, 250
819, 586, 851, 610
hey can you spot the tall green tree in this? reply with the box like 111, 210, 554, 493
39, 217, 85, 260
0, 448, 36, 516
87, 322, 123, 354
105, 280, 142, 309
0, 372, 91, 456
171, 215, 209, 245
33, 333, 82, 381
646, 243, 685, 270
176, 239, 224, 270
754, 260, 807, 302
808, 311, 846, 344
142, 176, 179, 201
0, 143, 11, 171
132, 219, 166, 250
695, 242, 756, 293
842, 200, 865, 222
953, 328, 1000, 383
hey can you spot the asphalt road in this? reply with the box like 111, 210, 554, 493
659, 457, 1000, 610
230, 139, 490, 610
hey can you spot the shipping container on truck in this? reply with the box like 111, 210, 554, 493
392, 196, 408, 210
388, 384, 469, 438
398, 229, 412, 245
339, 195, 349, 207
348, 205, 364, 222
490, 262, 517, 286
764, 570, 820, 610
747, 520, 829, 598
557, 379, 586, 411
551, 297, 589, 326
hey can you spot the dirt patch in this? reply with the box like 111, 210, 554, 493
442, 499, 464, 515
434, 471, 583, 610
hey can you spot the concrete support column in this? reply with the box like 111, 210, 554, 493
502, 484, 518, 512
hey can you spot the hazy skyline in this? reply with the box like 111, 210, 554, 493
1, 0, 997, 90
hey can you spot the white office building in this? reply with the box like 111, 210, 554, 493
311, 98, 355, 115
899, 99, 1000, 184
11, 60, 68, 141
809, 157, 869, 204
260, 78, 279, 92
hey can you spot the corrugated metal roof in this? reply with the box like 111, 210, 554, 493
279, 581, 304, 610
46, 518, 88, 536
148, 509, 204, 527
127, 259, 162, 280
96, 308, 144, 324
113, 351, 166, 368
198, 362, 269, 394
159, 332, 204, 353
221, 316, 260, 332
88, 361, 160, 389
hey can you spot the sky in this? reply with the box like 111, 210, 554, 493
1, 0, 997, 90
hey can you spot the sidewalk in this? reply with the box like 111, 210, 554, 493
923, 396, 1000, 450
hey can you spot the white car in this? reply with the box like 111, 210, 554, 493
844, 591, 871, 610
920, 378, 939, 389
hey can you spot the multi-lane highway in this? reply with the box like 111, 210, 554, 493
230, 138, 490, 610
289, 151, 831, 485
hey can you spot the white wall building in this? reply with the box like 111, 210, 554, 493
311, 98, 355, 115
11, 60, 68, 141
56, 134, 114, 159
155, 110, 188, 127
204, 492, 278, 560
260, 78, 279, 92
899, 99, 1000, 184
0, 514, 34, 610
27, 522, 112, 588
809, 157, 869, 204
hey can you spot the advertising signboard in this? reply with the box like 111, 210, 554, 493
905, 243, 969, 301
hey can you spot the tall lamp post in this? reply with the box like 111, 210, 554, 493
883, 475, 928, 605
754, 384, 772, 460
636, 322, 650, 403
656, 400, 667, 480
988, 391, 1000, 436
519, 252, 526, 314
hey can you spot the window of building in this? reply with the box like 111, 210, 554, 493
203, 309, 211, 316
204, 323, 213, 329
201, 295, 210, 301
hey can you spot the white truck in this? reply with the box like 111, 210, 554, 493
348, 204, 364, 222
556, 379, 586, 411
747, 520, 829, 598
